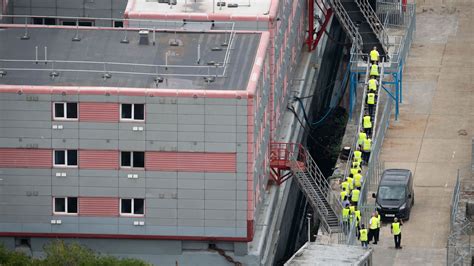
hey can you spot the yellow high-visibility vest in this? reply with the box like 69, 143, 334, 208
358, 132, 367, 145
342, 208, 350, 221
368, 78, 377, 91
370, 64, 379, 76
392, 222, 401, 235
340, 190, 347, 201
355, 210, 361, 223
350, 168, 359, 176
360, 228, 368, 241
367, 93, 376, 105
352, 161, 361, 170
363, 116, 372, 129
351, 189, 360, 202
354, 150, 362, 161
370, 217, 378, 229
370, 49, 379, 62
341, 181, 350, 192
354, 173, 362, 187
347, 177, 354, 190
363, 138, 372, 152
349, 205, 355, 214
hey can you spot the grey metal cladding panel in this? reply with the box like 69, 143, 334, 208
51, 94, 79, 102
177, 141, 203, 152
178, 219, 204, 227
146, 178, 177, 189
177, 189, 204, 200
79, 139, 118, 150
30, 7, 55, 16
79, 224, 118, 234
0, 120, 51, 129
205, 115, 237, 126
205, 210, 236, 220
178, 179, 204, 189
0, 100, 50, 111
79, 187, 118, 197
2, 175, 51, 186
205, 200, 236, 210
146, 171, 177, 179
177, 199, 204, 209
78, 95, 118, 102
146, 104, 177, 114
1, 195, 50, 206
236, 200, 246, 210
205, 142, 236, 152
0, 168, 51, 176
146, 131, 177, 141
178, 124, 204, 132
52, 176, 79, 187
205, 190, 236, 200
79, 123, 118, 130
145, 208, 177, 219
79, 169, 117, 177
1, 185, 51, 196
205, 180, 236, 190
21, 223, 52, 233
177, 104, 204, 115
52, 186, 79, 196
79, 176, 117, 188
118, 187, 145, 198
177, 114, 204, 125
205, 219, 236, 228
177, 172, 203, 179
1, 128, 51, 138
178, 131, 204, 142
178, 226, 204, 236
204, 105, 237, 115
177, 98, 203, 105
2, 205, 51, 216
79, 128, 118, 139
236, 190, 247, 201
204, 98, 238, 106
118, 225, 147, 235
119, 130, 145, 141
205, 125, 237, 133
146, 198, 177, 208
0, 215, 51, 223
145, 218, 178, 227
0, 223, 23, 232
0, 110, 50, 121
52, 138, 79, 149
56, 8, 83, 17
51, 224, 79, 233
204, 132, 236, 142
146, 123, 177, 131
119, 177, 146, 188
118, 140, 146, 151
117, 96, 146, 104
178, 209, 204, 219
52, 129, 79, 139
0, 93, 51, 101
146, 114, 177, 124
204, 227, 236, 237
205, 173, 236, 180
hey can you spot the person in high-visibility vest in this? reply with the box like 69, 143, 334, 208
358, 131, 367, 149
341, 179, 350, 194
369, 212, 379, 244
370, 63, 379, 77
367, 92, 376, 117
370, 46, 380, 63
363, 115, 373, 136
342, 204, 350, 233
351, 187, 360, 205
354, 172, 363, 188
391, 217, 403, 249
350, 168, 360, 177
374, 211, 381, 244
359, 224, 368, 249
340, 187, 348, 202
368, 77, 379, 93
352, 161, 361, 171
362, 138, 372, 163
346, 176, 354, 191
354, 149, 362, 164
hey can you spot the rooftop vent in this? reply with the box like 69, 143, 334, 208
228, 3, 238, 8
139, 30, 150, 45
217, 1, 226, 7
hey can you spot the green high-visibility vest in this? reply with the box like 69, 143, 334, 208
351, 189, 360, 202
367, 93, 376, 105
392, 222, 401, 235
368, 78, 377, 91
360, 229, 368, 241
363, 138, 372, 152
370, 64, 379, 76
370, 50, 379, 61
363, 116, 372, 129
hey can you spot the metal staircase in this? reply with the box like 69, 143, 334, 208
270, 143, 342, 235
329, 0, 388, 56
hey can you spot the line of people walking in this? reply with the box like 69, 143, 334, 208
339, 47, 404, 250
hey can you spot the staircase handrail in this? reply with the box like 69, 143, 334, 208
355, 0, 389, 53
329, 0, 364, 49
371, 58, 385, 141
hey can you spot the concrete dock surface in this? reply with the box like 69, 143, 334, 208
371, 0, 473, 264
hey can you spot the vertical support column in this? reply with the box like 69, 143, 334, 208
393, 73, 399, 120
399, 60, 403, 103
349, 71, 357, 120
307, 0, 314, 51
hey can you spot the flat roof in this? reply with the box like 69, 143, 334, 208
0, 26, 261, 90
285, 243, 372, 266
127, 0, 274, 17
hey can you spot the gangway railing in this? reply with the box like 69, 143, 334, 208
371, 58, 385, 141
355, 0, 389, 53
328, 0, 363, 49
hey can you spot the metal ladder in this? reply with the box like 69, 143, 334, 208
355, 0, 389, 54
289, 146, 343, 235
328, 0, 364, 49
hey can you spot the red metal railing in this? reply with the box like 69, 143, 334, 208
269, 142, 306, 184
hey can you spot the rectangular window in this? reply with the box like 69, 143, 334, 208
54, 197, 78, 214
120, 198, 145, 215
114, 21, 124, 28
121, 104, 144, 121
121, 151, 145, 168
54, 102, 78, 120
54, 150, 78, 167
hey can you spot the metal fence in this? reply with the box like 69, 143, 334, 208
447, 168, 473, 265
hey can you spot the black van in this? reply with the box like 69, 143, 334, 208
372, 169, 415, 220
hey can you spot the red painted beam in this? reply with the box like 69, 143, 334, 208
311, 8, 333, 51
306, 0, 315, 51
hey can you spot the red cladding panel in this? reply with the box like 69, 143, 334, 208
146, 152, 236, 172
79, 197, 119, 217
0, 149, 52, 168
79, 102, 119, 123
79, 150, 119, 170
